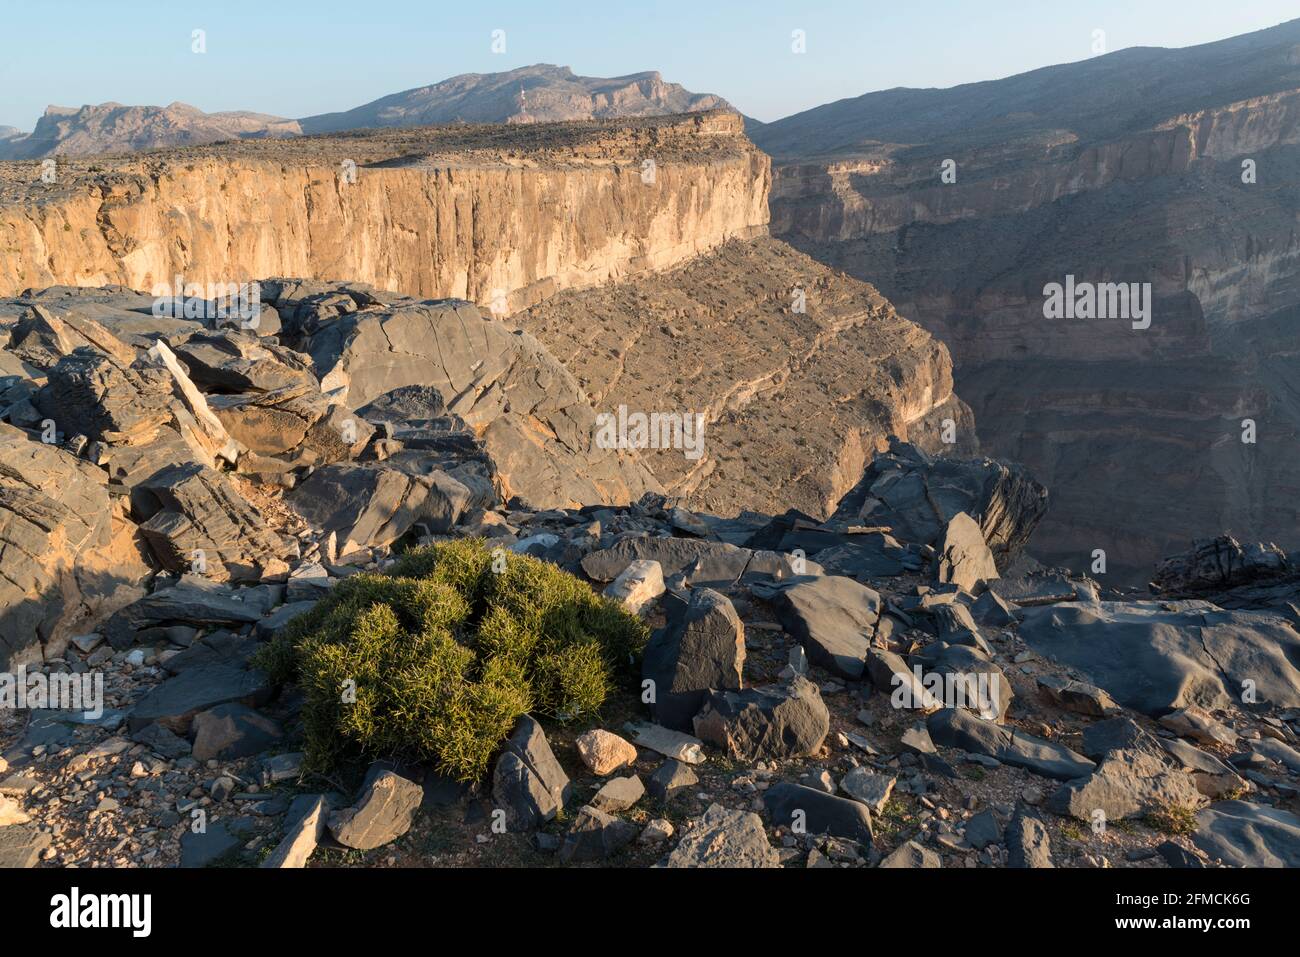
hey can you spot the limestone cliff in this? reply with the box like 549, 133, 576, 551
0, 112, 768, 314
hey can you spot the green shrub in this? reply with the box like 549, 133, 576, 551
253, 538, 648, 781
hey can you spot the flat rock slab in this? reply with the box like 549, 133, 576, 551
626, 722, 706, 764
590, 775, 645, 813
1018, 600, 1300, 715
664, 803, 778, 868
764, 575, 881, 680
190, 703, 283, 762
262, 795, 326, 868
128, 665, 271, 735
582, 537, 803, 589
0, 824, 50, 868
180, 822, 241, 867
1192, 800, 1300, 867
927, 708, 1095, 781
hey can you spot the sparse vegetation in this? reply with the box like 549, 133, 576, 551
253, 538, 647, 782
1145, 802, 1200, 836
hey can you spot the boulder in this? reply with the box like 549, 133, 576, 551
763, 575, 882, 680
287, 462, 479, 551
664, 803, 779, 868
557, 806, 638, 863
762, 782, 873, 844
934, 511, 998, 592
329, 767, 424, 850
1036, 674, 1118, 717
1047, 748, 1204, 821
604, 559, 665, 614
829, 439, 1047, 564
1006, 806, 1053, 868
1191, 800, 1300, 867
839, 768, 896, 814
647, 758, 699, 802
693, 676, 829, 761
130, 463, 290, 581
574, 729, 638, 776
262, 795, 326, 868
190, 703, 283, 761
641, 588, 745, 731
590, 775, 645, 813
491, 715, 572, 830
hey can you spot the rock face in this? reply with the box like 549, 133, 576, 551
755, 19, 1300, 581
0, 430, 147, 667
282, 289, 658, 510
0, 113, 768, 318
518, 238, 974, 518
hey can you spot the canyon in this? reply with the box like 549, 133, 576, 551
753, 19, 1300, 582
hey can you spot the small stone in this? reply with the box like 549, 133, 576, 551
590, 775, 645, 813
574, 729, 638, 776
639, 818, 674, 843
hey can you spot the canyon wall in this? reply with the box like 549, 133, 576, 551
0, 112, 769, 314
756, 35, 1300, 582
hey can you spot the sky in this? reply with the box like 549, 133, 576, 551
0, 0, 1296, 130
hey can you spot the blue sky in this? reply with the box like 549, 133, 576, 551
0, 0, 1295, 129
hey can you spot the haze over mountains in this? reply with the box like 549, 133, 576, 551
0, 64, 732, 159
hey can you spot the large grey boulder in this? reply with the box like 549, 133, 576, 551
664, 803, 779, 868
1006, 806, 1053, 868
1019, 600, 1300, 715
641, 588, 745, 731
130, 462, 291, 581
762, 782, 873, 844
288, 462, 480, 551
693, 676, 829, 761
491, 715, 573, 830
763, 575, 882, 680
